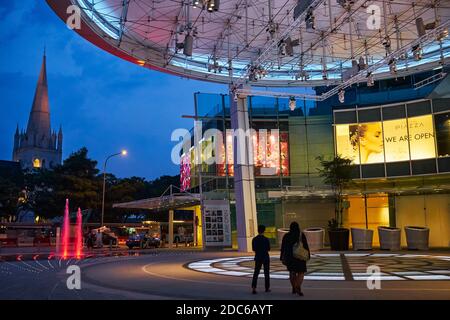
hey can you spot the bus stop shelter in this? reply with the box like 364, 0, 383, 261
113, 192, 201, 248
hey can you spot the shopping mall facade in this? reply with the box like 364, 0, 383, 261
180, 70, 450, 249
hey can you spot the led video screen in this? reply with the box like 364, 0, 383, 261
335, 115, 437, 164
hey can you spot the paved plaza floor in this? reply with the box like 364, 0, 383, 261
0, 249, 449, 300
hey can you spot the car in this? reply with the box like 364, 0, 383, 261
102, 231, 118, 246
90, 227, 119, 247
126, 233, 161, 249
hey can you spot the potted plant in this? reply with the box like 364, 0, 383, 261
405, 226, 430, 250
351, 228, 374, 250
317, 155, 353, 251
327, 218, 349, 251
378, 226, 401, 251
303, 227, 325, 251
277, 227, 290, 248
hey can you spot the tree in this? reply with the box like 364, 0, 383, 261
56, 147, 99, 178
24, 147, 102, 218
0, 163, 24, 219
146, 175, 180, 197
3, 146, 181, 222
0, 177, 22, 219
316, 155, 354, 228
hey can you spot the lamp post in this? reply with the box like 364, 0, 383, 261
101, 150, 127, 227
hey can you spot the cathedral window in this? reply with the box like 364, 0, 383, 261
33, 158, 41, 168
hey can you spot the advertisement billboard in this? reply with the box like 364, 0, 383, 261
335, 114, 437, 164
202, 200, 232, 247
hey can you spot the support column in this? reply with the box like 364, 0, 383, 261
168, 209, 174, 248
230, 90, 258, 252
193, 210, 197, 247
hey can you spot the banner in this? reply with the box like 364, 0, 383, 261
335, 122, 384, 164
408, 115, 436, 160
335, 115, 437, 164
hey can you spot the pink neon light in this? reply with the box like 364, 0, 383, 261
75, 207, 83, 259
61, 199, 70, 259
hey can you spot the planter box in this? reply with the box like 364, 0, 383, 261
303, 227, 325, 251
405, 226, 429, 250
277, 228, 289, 248
378, 226, 401, 251
351, 228, 374, 250
328, 228, 349, 251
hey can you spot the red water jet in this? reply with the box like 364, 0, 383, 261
75, 207, 83, 259
61, 199, 70, 259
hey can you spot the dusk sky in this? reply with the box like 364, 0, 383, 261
0, 1, 227, 180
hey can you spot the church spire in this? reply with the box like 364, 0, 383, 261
26, 52, 51, 136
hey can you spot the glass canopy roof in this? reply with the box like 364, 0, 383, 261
53, 0, 450, 87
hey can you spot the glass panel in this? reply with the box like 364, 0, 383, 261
408, 115, 436, 160
434, 112, 450, 157
383, 118, 409, 162
335, 122, 384, 164
335, 124, 359, 163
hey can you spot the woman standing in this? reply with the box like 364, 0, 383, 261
280, 222, 310, 296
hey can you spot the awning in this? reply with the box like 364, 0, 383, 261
113, 193, 201, 211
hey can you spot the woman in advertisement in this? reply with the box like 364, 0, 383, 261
349, 122, 384, 164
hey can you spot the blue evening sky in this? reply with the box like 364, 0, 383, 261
0, 1, 227, 179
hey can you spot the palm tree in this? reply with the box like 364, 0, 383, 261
316, 155, 354, 228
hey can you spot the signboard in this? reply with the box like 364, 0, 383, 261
202, 200, 232, 247
335, 114, 436, 164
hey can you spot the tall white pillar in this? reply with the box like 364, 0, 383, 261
193, 210, 197, 247
230, 90, 258, 252
168, 209, 174, 248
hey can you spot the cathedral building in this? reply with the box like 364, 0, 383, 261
12, 53, 62, 169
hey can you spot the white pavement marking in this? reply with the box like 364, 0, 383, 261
20, 260, 43, 273
47, 260, 55, 269
370, 253, 399, 257
34, 260, 49, 271
353, 276, 405, 281
186, 254, 450, 281
305, 276, 346, 280
344, 253, 370, 257
406, 275, 450, 280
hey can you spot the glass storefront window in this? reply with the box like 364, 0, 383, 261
216, 129, 289, 177
383, 118, 409, 162
335, 108, 440, 166
434, 112, 450, 158
335, 122, 384, 164
408, 115, 436, 160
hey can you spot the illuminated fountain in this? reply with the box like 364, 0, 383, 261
75, 208, 83, 259
59, 200, 84, 259
60, 199, 70, 259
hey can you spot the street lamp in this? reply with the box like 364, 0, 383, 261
101, 150, 127, 227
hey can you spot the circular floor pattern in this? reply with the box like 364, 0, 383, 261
187, 253, 450, 281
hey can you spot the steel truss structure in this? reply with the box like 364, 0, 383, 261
48, 0, 450, 98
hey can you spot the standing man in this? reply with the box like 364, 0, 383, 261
251, 225, 271, 294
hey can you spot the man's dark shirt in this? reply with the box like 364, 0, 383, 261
252, 234, 271, 261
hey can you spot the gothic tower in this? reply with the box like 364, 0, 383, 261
12, 53, 62, 169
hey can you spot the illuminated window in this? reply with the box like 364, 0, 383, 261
408, 115, 436, 160
33, 158, 41, 168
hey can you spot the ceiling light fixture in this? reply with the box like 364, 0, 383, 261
338, 89, 345, 103
388, 59, 397, 75
366, 72, 374, 87
289, 96, 296, 111
183, 33, 193, 56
